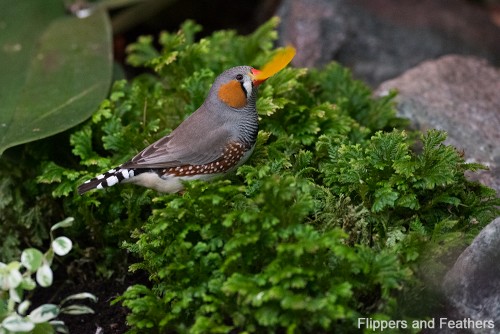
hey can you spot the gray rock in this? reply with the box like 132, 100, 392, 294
276, 0, 348, 68
375, 55, 500, 194
277, 0, 500, 86
441, 218, 500, 334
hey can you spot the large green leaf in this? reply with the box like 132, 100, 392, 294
0, 0, 112, 155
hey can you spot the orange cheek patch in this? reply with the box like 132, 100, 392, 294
218, 80, 247, 109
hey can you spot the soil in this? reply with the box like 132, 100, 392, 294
31, 270, 148, 334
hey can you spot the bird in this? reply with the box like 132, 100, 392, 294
78, 66, 267, 195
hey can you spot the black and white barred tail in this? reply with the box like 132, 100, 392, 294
78, 167, 136, 195
78, 166, 210, 194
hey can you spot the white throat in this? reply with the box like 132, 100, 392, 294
243, 80, 252, 99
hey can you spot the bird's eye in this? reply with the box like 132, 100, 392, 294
236, 74, 244, 81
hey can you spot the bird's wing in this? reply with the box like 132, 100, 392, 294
121, 119, 231, 169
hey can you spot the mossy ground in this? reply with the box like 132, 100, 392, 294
1, 18, 498, 333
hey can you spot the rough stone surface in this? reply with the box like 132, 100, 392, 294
277, 0, 500, 86
276, 0, 348, 68
375, 55, 500, 194
441, 218, 500, 334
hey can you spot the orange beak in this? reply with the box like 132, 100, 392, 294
250, 68, 266, 87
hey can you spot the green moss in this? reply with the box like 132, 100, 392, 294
1, 17, 498, 333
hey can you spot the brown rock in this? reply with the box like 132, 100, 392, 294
441, 218, 500, 334
375, 55, 500, 194
277, 0, 348, 68
276, 0, 500, 86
